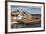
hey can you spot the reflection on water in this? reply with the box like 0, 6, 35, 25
11, 23, 41, 29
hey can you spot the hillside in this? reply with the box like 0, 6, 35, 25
11, 11, 41, 25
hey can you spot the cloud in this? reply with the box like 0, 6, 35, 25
11, 5, 41, 14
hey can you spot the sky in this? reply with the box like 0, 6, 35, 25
11, 5, 41, 14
